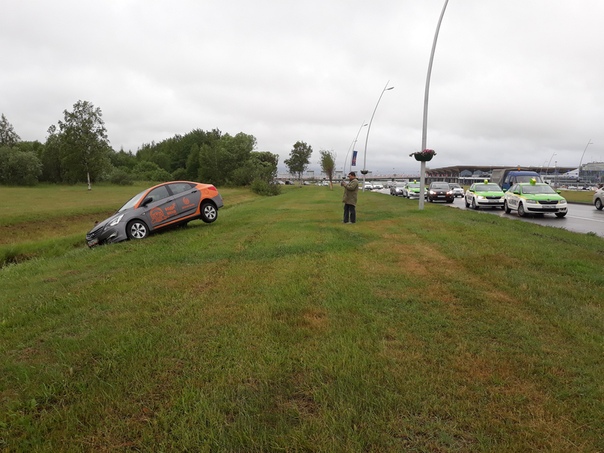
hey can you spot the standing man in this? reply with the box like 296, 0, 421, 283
341, 171, 359, 224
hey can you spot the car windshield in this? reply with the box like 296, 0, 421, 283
117, 190, 147, 212
449, 184, 461, 189
521, 184, 557, 195
431, 183, 449, 190
475, 184, 502, 191
408, 183, 420, 188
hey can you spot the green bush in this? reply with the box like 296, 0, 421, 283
109, 169, 134, 185
250, 179, 281, 196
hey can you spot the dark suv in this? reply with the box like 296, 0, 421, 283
428, 182, 454, 203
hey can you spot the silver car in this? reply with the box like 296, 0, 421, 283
594, 188, 604, 210
86, 180, 223, 247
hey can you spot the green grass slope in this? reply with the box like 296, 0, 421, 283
1, 186, 603, 452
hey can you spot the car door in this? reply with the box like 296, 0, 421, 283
506, 184, 520, 209
466, 185, 475, 204
142, 184, 175, 229
166, 182, 202, 222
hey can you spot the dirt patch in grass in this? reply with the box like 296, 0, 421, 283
0, 212, 113, 245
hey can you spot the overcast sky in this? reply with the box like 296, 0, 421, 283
2, 0, 603, 174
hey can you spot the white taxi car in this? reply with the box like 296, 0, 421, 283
503, 182, 567, 218
465, 182, 505, 210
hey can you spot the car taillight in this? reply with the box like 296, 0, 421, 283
207, 185, 218, 192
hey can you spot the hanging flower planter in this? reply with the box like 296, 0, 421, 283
410, 149, 436, 162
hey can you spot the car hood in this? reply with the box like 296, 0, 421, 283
475, 191, 504, 197
87, 212, 121, 235
522, 194, 565, 201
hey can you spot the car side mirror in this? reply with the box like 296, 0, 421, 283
141, 196, 153, 207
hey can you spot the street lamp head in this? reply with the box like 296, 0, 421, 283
386, 87, 394, 91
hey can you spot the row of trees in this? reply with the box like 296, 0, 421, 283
1, 102, 336, 191
0, 103, 282, 193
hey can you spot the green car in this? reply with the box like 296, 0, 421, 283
464, 182, 505, 210
503, 182, 567, 217
403, 182, 427, 199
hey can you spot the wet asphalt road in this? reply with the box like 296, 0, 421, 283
377, 190, 604, 238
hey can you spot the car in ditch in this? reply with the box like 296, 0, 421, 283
86, 181, 223, 247
427, 182, 454, 203
464, 182, 505, 210
503, 182, 567, 217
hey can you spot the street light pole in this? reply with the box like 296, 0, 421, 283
343, 121, 368, 175
362, 80, 394, 192
419, 0, 450, 210
546, 152, 557, 176
578, 139, 593, 181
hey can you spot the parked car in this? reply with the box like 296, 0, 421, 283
403, 182, 426, 199
86, 181, 223, 247
464, 182, 505, 210
503, 182, 567, 217
428, 182, 454, 203
594, 188, 604, 210
363, 183, 374, 190
390, 182, 406, 196
449, 183, 465, 197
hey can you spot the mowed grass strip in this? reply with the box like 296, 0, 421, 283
1, 186, 603, 452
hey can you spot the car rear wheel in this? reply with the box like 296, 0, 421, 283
555, 212, 567, 218
200, 202, 218, 223
517, 202, 526, 217
595, 198, 603, 210
127, 220, 149, 240
504, 201, 511, 214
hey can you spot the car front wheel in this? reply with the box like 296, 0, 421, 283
504, 201, 511, 214
518, 202, 526, 217
127, 220, 149, 240
595, 198, 603, 210
472, 199, 478, 210
200, 202, 218, 223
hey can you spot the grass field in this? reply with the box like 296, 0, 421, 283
1, 184, 603, 451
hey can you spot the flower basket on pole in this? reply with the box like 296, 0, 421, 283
410, 149, 436, 162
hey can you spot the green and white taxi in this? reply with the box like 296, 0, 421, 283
503, 182, 567, 217
403, 182, 426, 199
464, 182, 505, 210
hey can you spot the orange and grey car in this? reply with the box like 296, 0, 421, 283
86, 181, 223, 247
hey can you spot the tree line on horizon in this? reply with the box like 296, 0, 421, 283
0, 101, 289, 195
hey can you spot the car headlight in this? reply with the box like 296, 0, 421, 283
107, 214, 124, 228
477, 195, 486, 200
558, 200, 567, 205
525, 199, 538, 204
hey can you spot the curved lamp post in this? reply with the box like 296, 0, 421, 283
343, 121, 368, 175
546, 152, 557, 175
362, 81, 394, 191
578, 139, 593, 180
418, 0, 450, 209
